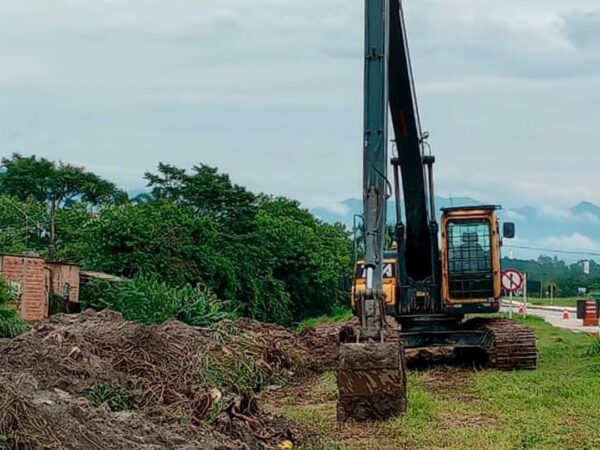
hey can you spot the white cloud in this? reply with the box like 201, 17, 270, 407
314, 202, 350, 217
538, 206, 576, 222
0, 0, 600, 210
576, 212, 600, 225
540, 233, 600, 253
504, 209, 526, 221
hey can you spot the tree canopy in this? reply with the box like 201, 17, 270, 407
0, 156, 352, 325
0, 153, 127, 257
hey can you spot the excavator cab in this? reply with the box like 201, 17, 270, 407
441, 206, 504, 314
352, 206, 513, 317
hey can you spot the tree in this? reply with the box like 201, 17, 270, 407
0, 196, 47, 255
0, 154, 127, 257
77, 163, 353, 325
145, 163, 257, 233
0, 157, 354, 325
255, 196, 352, 320
77, 201, 236, 292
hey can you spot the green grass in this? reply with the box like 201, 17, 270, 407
83, 383, 134, 412
284, 316, 600, 450
297, 306, 353, 332
527, 297, 579, 308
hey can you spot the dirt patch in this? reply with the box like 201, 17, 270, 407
0, 310, 327, 449
299, 322, 349, 370
419, 367, 479, 403
262, 373, 410, 450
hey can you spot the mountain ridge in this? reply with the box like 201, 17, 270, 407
312, 197, 600, 261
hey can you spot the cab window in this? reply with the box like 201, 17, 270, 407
447, 220, 493, 299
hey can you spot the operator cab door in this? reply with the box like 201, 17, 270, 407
441, 210, 502, 309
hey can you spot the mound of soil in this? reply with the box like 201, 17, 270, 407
0, 310, 329, 450
0, 377, 223, 450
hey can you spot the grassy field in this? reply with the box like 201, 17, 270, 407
526, 297, 580, 308
296, 306, 353, 332
272, 316, 600, 450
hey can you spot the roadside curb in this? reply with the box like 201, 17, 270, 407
503, 301, 576, 313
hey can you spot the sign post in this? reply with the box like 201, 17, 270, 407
523, 273, 528, 319
502, 269, 524, 319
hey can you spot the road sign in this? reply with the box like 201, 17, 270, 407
502, 269, 524, 293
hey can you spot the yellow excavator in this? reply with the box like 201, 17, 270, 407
337, 0, 537, 421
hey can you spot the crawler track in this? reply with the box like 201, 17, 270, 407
480, 319, 537, 370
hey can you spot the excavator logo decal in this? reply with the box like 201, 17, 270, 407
356, 263, 396, 279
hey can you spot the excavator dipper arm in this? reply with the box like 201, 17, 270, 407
337, 0, 407, 422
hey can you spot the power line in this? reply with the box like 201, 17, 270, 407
505, 245, 600, 258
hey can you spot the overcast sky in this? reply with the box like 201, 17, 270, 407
1, 0, 600, 212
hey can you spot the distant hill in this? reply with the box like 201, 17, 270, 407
127, 188, 149, 199
312, 196, 480, 227
312, 198, 600, 262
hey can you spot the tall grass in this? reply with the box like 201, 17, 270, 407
297, 305, 353, 331
80, 276, 235, 326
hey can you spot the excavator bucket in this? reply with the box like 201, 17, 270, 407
337, 340, 407, 422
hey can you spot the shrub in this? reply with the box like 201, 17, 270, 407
80, 276, 235, 326
0, 277, 27, 339
586, 337, 600, 357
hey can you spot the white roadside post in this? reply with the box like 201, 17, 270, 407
523, 273, 528, 319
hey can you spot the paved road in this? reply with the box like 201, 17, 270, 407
501, 301, 599, 334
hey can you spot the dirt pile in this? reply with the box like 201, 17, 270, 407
0, 310, 329, 449
299, 325, 345, 370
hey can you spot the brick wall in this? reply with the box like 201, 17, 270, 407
0, 255, 49, 322
46, 262, 80, 305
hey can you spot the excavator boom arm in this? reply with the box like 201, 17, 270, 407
388, 0, 433, 282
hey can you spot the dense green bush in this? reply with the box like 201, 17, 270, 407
76, 165, 352, 325
1, 158, 353, 326
0, 277, 28, 339
80, 277, 235, 326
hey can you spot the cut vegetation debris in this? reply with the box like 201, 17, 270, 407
0, 310, 333, 449
3, 311, 600, 449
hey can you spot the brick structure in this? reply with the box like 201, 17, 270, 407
0, 255, 81, 322
0, 254, 49, 322
46, 261, 81, 311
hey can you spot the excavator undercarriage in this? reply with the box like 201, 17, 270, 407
400, 316, 538, 371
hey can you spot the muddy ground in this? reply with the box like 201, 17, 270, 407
0, 310, 342, 450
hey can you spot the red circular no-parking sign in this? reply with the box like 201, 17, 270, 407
502, 269, 524, 293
